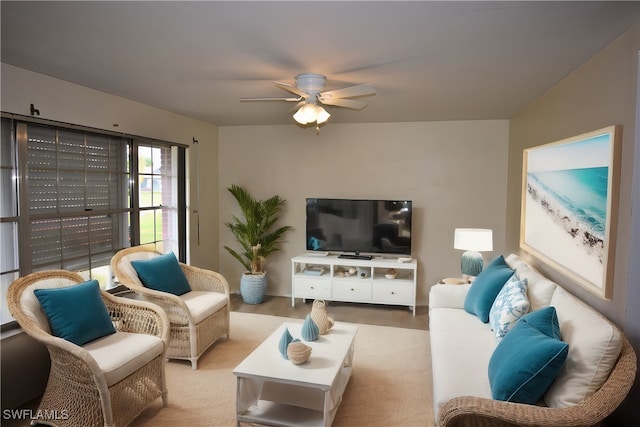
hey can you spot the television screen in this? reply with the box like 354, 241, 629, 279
306, 198, 412, 256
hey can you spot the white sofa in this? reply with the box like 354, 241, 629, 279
429, 253, 637, 427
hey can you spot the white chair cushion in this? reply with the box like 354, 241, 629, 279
505, 254, 556, 311
180, 291, 227, 324
544, 287, 622, 407
84, 331, 164, 386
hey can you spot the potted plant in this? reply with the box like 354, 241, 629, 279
224, 184, 292, 304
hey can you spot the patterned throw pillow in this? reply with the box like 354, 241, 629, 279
489, 274, 530, 341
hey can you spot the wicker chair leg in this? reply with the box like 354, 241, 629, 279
190, 358, 198, 369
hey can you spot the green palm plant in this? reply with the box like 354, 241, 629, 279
224, 184, 292, 274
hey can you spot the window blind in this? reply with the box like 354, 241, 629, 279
26, 124, 130, 271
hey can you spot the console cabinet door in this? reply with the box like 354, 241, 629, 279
294, 277, 332, 299
332, 280, 372, 302
372, 283, 413, 304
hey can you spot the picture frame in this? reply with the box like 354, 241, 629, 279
520, 125, 622, 299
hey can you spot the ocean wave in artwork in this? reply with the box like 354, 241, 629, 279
526, 166, 608, 262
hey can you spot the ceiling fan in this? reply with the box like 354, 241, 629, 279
240, 73, 376, 129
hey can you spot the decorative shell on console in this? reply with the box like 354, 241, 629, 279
287, 339, 312, 364
385, 268, 397, 279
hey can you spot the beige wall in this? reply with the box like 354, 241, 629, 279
218, 120, 510, 304
507, 25, 640, 424
0, 63, 220, 271
506, 24, 639, 328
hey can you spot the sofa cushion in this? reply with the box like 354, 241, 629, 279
489, 275, 530, 341
505, 254, 556, 311
464, 255, 514, 323
544, 287, 622, 408
84, 331, 165, 386
430, 307, 496, 420
429, 283, 472, 310
488, 307, 569, 404
131, 252, 191, 296
34, 279, 116, 346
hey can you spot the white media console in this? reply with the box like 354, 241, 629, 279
291, 253, 418, 315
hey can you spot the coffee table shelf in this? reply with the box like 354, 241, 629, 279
236, 401, 324, 427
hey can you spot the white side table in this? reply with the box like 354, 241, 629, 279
438, 277, 468, 285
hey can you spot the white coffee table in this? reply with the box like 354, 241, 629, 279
233, 321, 358, 427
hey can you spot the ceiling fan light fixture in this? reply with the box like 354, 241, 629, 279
293, 104, 330, 125
316, 105, 330, 124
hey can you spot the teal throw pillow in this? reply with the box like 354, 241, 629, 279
520, 305, 562, 339
488, 307, 569, 404
464, 255, 514, 323
131, 252, 191, 296
34, 279, 116, 346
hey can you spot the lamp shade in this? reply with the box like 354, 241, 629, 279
454, 228, 493, 252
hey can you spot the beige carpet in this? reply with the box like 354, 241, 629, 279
131, 312, 433, 427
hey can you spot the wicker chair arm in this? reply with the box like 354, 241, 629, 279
439, 337, 637, 427
180, 263, 230, 296
19, 328, 112, 407
129, 287, 193, 326
102, 292, 170, 343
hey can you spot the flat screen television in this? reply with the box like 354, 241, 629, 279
306, 198, 412, 257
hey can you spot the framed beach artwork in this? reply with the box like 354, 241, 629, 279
520, 125, 621, 299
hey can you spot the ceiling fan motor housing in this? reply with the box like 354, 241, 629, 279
295, 73, 327, 99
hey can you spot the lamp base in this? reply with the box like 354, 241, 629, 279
461, 251, 484, 277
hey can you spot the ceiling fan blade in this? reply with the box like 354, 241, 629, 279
318, 97, 369, 110
288, 101, 306, 113
240, 97, 302, 102
273, 81, 310, 99
320, 83, 376, 99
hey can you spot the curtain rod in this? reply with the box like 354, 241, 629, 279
1, 111, 189, 148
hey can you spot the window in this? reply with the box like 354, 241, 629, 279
1, 116, 187, 326
137, 144, 180, 255
25, 124, 130, 287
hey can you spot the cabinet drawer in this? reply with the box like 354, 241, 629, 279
294, 277, 331, 299
373, 283, 414, 304
332, 280, 372, 301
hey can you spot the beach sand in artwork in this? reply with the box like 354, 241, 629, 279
524, 181, 604, 289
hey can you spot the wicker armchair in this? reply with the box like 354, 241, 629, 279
111, 246, 230, 369
437, 335, 637, 427
7, 270, 169, 427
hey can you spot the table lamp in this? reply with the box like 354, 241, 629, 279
454, 228, 493, 280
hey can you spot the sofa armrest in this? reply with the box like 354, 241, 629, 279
439, 396, 600, 427
429, 284, 471, 310
438, 336, 637, 427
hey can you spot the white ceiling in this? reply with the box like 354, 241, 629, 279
1, 1, 639, 127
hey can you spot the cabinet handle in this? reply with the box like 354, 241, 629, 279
311, 286, 315, 290
350, 288, 354, 292
391, 291, 396, 295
